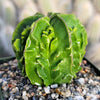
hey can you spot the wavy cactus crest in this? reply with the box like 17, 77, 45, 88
12, 13, 87, 86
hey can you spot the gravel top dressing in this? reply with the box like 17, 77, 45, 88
0, 59, 100, 100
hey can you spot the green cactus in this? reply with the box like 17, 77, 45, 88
12, 13, 87, 86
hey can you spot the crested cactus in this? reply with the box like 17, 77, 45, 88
12, 13, 87, 86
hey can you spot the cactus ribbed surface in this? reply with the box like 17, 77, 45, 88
12, 13, 87, 86
12, 13, 44, 74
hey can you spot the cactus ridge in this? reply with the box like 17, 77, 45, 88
59, 14, 87, 74
12, 13, 44, 73
12, 13, 87, 86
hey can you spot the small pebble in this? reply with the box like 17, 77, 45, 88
85, 68, 90, 73
83, 60, 87, 65
39, 98, 42, 100
82, 89, 86, 95
80, 70, 86, 74
2, 86, 8, 91
8, 61, 13, 65
32, 96, 36, 100
73, 91, 80, 96
3, 63, 8, 66
97, 95, 100, 99
7, 71, 11, 74
51, 84, 58, 88
61, 83, 66, 88
67, 96, 73, 100
55, 88, 61, 95
87, 94, 98, 100
76, 87, 82, 93
42, 93, 46, 96
98, 91, 100, 94
47, 95, 52, 100
32, 96, 38, 100
11, 65, 16, 69
2, 81, 7, 86
38, 86, 42, 90
51, 93, 59, 99
77, 73, 82, 77
74, 96, 84, 100
3, 91, 9, 98
44, 86, 50, 94
61, 89, 71, 97
3, 74, 7, 78
70, 86, 75, 93
31, 92, 34, 96
84, 77, 88, 82
0, 72, 3, 78
83, 73, 88, 78
13, 59, 18, 63
22, 91, 28, 100
93, 81, 99, 85
26, 93, 31, 98
24, 85, 29, 90
0, 79, 3, 83
11, 87, 19, 93
9, 72, 14, 77
23, 91, 27, 96
76, 78, 85, 85
15, 95, 21, 99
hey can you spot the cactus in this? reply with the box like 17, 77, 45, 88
12, 13, 87, 86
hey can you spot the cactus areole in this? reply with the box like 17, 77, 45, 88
12, 13, 87, 86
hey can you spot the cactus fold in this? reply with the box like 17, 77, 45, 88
12, 13, 87, 86
12, 13, 44, 74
